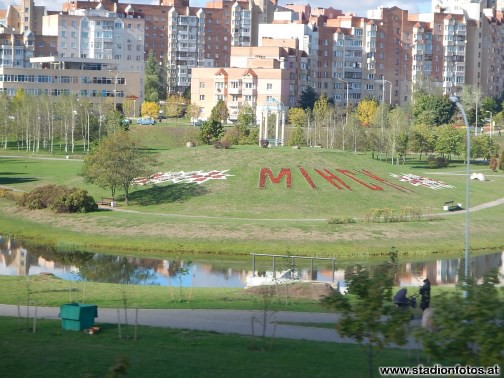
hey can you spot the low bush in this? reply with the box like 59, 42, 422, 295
213, 140, 231, 149
489, 155, 498, 171
427, 155, 449, 168
19, 185, 98, 213
327, 217, 356, 224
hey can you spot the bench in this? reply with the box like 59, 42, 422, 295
97, 197, 116, 207
443, 201, 462, 211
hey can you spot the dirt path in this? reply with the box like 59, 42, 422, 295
98, 196, 504, 222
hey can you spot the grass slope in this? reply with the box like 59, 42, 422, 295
1, 127, 503, 257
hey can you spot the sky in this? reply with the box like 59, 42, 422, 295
5, 0, 432, 17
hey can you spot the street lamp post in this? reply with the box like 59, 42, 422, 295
486, 111, 492, 138
377, 77, 392, 160
450, 95, 470, 282
337, 78, 349, 124
114, 73, 119, 111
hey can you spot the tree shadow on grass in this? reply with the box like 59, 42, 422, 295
128, 183, 209, 206
0, 176, 38, 185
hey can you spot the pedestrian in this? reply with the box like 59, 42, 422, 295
419, 278, 431, 311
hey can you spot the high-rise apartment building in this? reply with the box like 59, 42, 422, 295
62, 0, 274, 94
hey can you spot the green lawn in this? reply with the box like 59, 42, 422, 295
0, 316, 424, 378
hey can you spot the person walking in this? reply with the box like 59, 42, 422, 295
419, 278, 431, 311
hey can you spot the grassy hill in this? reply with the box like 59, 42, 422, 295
1, 125, 503, 258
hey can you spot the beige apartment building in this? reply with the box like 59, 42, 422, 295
191, 42, 294, 122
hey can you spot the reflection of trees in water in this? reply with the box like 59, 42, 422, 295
79, 255, 157, 285
31, 246, 95, 267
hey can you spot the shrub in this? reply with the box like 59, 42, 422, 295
288, 126, 306, 147
199, 120, 224, 144
489, 155, 498, 171
213, 140, 231, 149
19, 185, 97, 213
221, 128, 240, 145
427, 155, 448, 168
239, 127, 259, 145
328, 217, 356, 224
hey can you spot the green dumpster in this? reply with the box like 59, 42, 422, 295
60, 303, 98, 331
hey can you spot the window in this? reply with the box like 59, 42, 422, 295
199, 82, 205, 88
266, 83, 272, 90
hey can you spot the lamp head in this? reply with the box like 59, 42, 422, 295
449, 95, 460, 103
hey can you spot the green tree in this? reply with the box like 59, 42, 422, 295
236, 102, 255, 129
415, 271, 504, 367
413, 92, 455, 126
186, 103, 201, 125
0, 93, 13, 149
321, 249, 412, 378
298, 86, 319, 110
410, 124, 435, 160
83, 131, 156, 205
471, 135, 499, 161
210, 100, 229, 124
480, 96, 498, 115
182, 86, 191, 101
461, 85, 481, 126
144, 50, 163, 103
121, 98, 135, 118
199, 119, 224, 144
288, 126, 306, 147
388, 107, 411, 165
434, 125, 464, 162
233, 103, 256, 144
165, 94, 186, 119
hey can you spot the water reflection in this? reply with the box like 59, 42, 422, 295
0, 235, 502, 288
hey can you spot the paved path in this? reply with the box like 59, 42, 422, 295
0, 304, 421, 348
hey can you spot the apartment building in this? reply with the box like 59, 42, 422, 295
191, 42, 293, 122
0, 5, 145, 110
62, 0, 274, 94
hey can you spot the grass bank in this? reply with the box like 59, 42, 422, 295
0, 275, 324, 311
0, 275, 463, 311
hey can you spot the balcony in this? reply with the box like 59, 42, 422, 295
227, 101, 242, 109
242, 87, 257, 96
228, 87, 242, 95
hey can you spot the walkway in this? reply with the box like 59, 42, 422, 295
0, 304, 421, 349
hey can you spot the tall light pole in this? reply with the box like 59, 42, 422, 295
486, 111, 493, 138
114, 73, 119, 111
377, 77, 392, 160
337, 78, 349, 124
450, 95, 470, 282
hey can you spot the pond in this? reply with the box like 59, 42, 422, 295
0, 235, 502, 289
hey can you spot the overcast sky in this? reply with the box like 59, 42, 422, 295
6, 0, 432, 17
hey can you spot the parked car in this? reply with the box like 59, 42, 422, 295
136, 117, 156, 125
